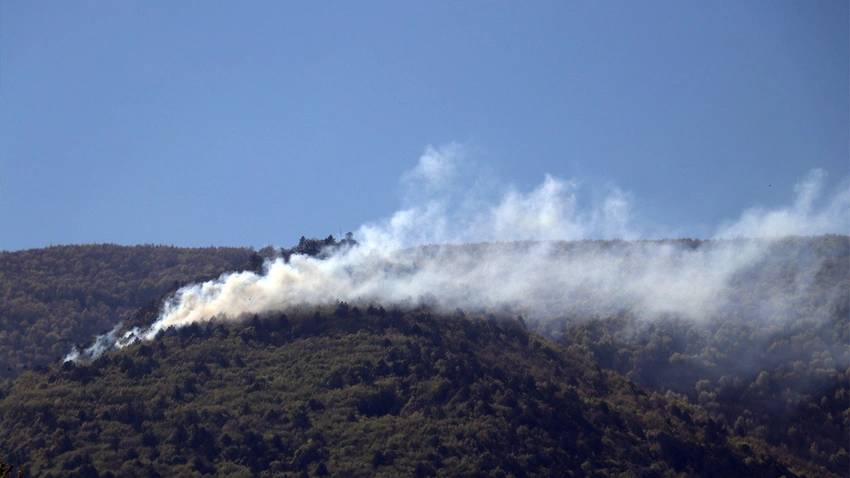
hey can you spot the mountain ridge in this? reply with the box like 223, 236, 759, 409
0, 236, 846, 476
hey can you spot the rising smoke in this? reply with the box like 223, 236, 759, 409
65, 144, 849, 362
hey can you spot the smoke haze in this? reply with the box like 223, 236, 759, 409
66, 145, 849, 362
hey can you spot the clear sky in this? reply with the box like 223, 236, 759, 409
2, 1, 847, 251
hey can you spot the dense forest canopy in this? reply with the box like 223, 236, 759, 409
0, 235, 846, 476
0, 244, 252, 378
0, 307, 836, 477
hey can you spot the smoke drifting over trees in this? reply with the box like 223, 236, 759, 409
6, 145, 846, 476
67, 144, 849, 362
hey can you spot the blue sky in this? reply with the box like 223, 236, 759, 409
2, 1, 847, 251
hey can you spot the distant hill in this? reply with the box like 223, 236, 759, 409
0, 244, 252, 378
0, 237, 846, 476
0, 307, 824, 477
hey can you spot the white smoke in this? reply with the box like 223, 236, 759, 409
359, 144, 639, 246
715, 169, 850, 238
64, 324, 124, 363
65, 145, 849, 362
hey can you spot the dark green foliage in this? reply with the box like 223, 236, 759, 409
0, 244, 252, 378
0, 459, 22, 478
0, 306, 824, 477
0, 236, 845, 477
281, 234, 358, 262
554, 235, 849, 477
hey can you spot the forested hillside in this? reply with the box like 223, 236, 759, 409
0, 236, 846, 477
0, 307, 820, 477
549, 235, 849, 473
0, 244, 252, 378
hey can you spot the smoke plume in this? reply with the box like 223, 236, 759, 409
66, 144, 849, 362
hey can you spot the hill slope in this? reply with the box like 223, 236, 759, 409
548, 235, 849, 474
0, 307, 816, 477
0, 244, 252, 378
0, 237, 846, 476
